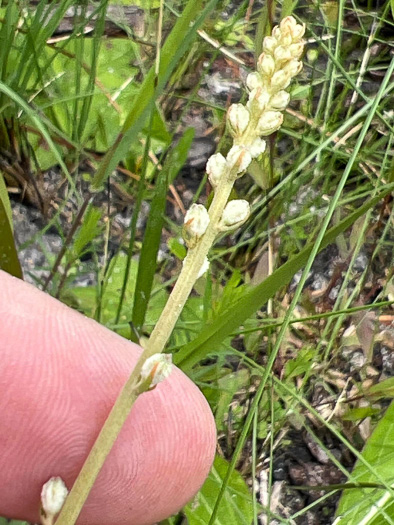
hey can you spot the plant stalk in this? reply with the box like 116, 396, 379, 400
55, 173, 235, 525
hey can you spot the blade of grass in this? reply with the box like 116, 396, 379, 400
0, 81, 74, 191
0, 173, 23, 279
131, 131, 195, 337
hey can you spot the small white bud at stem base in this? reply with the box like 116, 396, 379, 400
41, 477, 68, 518
140, 354, 172, 388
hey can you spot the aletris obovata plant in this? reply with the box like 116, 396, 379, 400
53, 15, 306, 524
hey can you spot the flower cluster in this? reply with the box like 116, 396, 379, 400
207, 16, 305, 188
181, 16, 305, 274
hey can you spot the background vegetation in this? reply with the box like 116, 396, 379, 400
1, 0, 393, 523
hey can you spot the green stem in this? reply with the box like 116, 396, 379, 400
55, 171, 236, 525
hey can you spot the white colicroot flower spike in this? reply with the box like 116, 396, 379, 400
181, 14, 305, 257
41, 477, 68, 525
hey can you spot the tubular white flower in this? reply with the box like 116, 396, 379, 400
279, 16, 297, 36
249, 138, 266, 158
227, 104, 250, 136
246, 72, 263, 91
247, 88, 270, 111
41, 477, 68, 517
257, 111, 283, 136
263, 36, 277, 55
226, 145, 252, 174
269, 90, 290, 111
274, 45, 292, 63
183, 204, 210, 247
270, 70, 291, 90
257, 53, 275, 77
289, 42, 304, 59
219, 200, 251, 230
206, 152, 227, 187
292, 23, 306, 40
280, 16, 305, 40
283, 59, 303, 77
272, 26, 282, 40
140, 353, 172, 388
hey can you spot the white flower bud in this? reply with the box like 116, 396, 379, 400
247, 88, 270, 111
246, 72, 263, 91
281, 34, 293, 47
279, 16, 297, 36
41, 477, 68, 518
272, 26, 282, 40
289, 42, 304, 59
206, 153, 227, 187
269, 90, 290, 111
183, 204, 210, 247
263, 36, 277, 55
257, 111, 283, 136
248, 138, 266, 158
220, 200, 250, 230
292, 23, 306, 40
197, 256, 210, 278
274, 45, 292, 63
283, 59, 303, 77
257, 53, 275, 76
227, 103, 250, 136
226, 145, 252, 175
270, 70, 291, 90
140, 353, 172, 388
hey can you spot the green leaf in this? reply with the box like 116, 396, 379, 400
0, 519, 28, 525
342, 407, 380, 422
174, 186, 394, 372
336, 401, 394, 524
0, 173, 23, 279
131, 169, 168, 336
132, 129, 194, 335
69, 205, 102, 262
168, 237, 187, 260
184, 455, 255, 525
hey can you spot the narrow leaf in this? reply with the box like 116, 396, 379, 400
0, 174, 23, 279
336, 401, 394, 524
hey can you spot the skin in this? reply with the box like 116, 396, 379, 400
0, 270, 216, 524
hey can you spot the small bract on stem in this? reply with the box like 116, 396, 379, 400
55, 16, 305, 525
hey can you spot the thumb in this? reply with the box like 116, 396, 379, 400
0, 270, 216, 525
